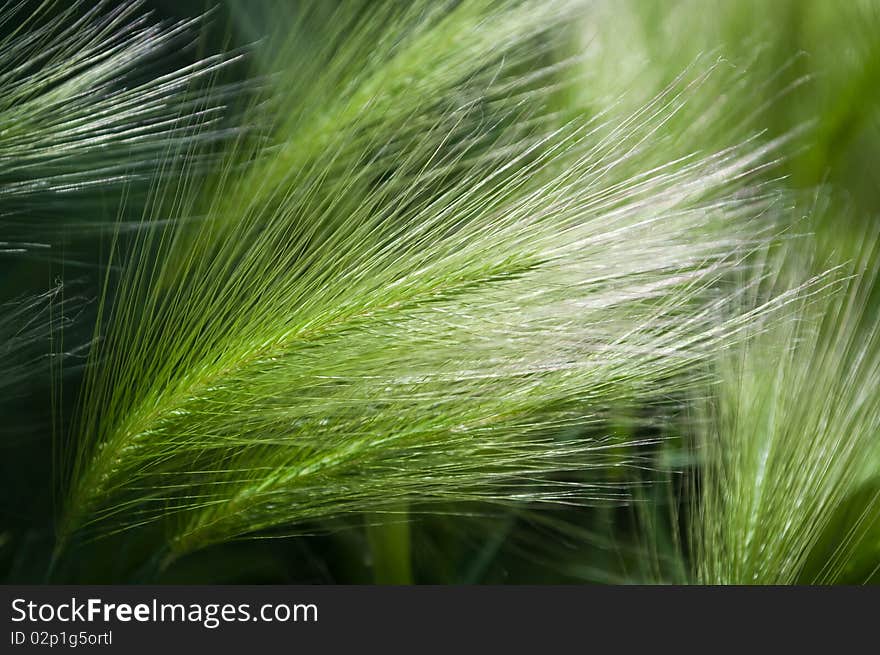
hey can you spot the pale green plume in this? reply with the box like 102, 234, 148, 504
59, 0, 797, 560
0, 0, 236, 392
693, 236, 880, 584
0, 0, 240, 242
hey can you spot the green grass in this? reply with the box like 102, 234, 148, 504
1, 0, 879, 585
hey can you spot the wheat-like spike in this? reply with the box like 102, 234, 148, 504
59, 1, 797, 559
693, 235, 880, 584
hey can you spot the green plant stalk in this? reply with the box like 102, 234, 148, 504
366, 505, 413, 585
